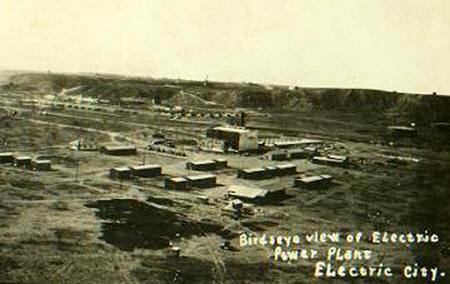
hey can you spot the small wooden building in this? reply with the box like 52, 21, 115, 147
185, 174, 217, 189
214, 158, 228, 169
165, 177, 187, 190
387, 126, 417, 138
295, 174, 333, 189
186, 160, 217, 171
237, 167, 268, 180
270, 151, 288, 161
275, 163, 297, 176
14, 156, 32, 169
100, 145, 137, 156
227, 185, 268, 203
289, 149, 308, 160
0, 152, 14, 164
110, 167, 132, 180
312, 155, 349, 167
264, 166, 278, 178
130, 164, 162, 177
32, 160, 52, 171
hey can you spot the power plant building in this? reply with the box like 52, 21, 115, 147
206, 126, 258, 152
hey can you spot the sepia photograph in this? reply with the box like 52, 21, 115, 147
0, 1, 449, 283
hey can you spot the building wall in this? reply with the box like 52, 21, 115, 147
238, 131, 259, 151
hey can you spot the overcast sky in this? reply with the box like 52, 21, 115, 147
1, 0, 449, 94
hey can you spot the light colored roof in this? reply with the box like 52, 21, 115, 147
170, 177, 187, 182
327, 155, 348, 161
130, 164, 161, 170
186, 174, 216, 181
242, 167, 266, 173
213, 126, 250, 134
276, 163, 296, 169
15, 156, 31, 160
214, 158, 227, 162
273, 139, 322, 146
112, 167, 130, 171
320, 175, 333, 180
388, 126, 416, 131
0, 152, 14, 156
296, 176, 323, 183
313, 156, 345, 163
33, 160, 51, 164
265, 166, 277, 170
228, 185, 268, 199
289, 149, 305, 153
189, 160, 216, 165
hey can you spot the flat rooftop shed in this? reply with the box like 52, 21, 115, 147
312, 155, 349, 167
165, 177, 187, 190
289, 149, 308, 160
237, 167, 269, 180
295, 175, 333, 189
32, 160, 52, 171
100, 145, 137, 156
264, 166, 278, 178
270, 151, 288, 161
214, 158, 228, 169
0, 152, 14, 164
227, 185, 268, 203
130, 164, 162, 177
276, 163, 297, 176
185, 174, 217, 189
186, 160, 217, 171
14, 156, 32, 169
110, 167, 132, 180
388, 126, 417, 138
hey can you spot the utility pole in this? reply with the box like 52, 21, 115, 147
75, 161, 79, 183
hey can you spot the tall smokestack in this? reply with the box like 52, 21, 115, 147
240, 111, 246, 127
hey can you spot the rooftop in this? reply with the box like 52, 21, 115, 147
102, 145, 136, 151
327, 155, 348, 161
112, 167, 130, 171
185, 174, 216, 181
170, 177, 187, 183
15, 156, 31, 160
276, 163, 296, 169
242, 167, 266, 173
228, 185, 268, 199
213, 126, 250, 134
296, 176, 324, 183
131, 164, 161, 170
33, 160, 51, 164
387, 126, 417, 131
189, 160, 216, 165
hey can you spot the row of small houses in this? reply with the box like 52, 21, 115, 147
0, 152, 52, 171
110, 164, 162, 179
186, 159, 228, 171
109, 163, 218, 190
225, 173, 334, 203
265, 147, 319, 161
237, 163, 298, 180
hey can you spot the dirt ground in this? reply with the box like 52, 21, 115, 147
0, 94, 449, 283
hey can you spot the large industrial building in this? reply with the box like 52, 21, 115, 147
206, 126, 258, 152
